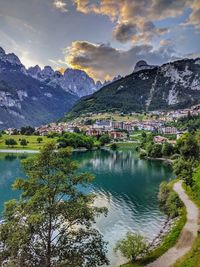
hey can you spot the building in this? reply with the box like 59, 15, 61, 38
154, 136, 168, 144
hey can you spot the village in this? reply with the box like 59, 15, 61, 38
7, 105, 196, 144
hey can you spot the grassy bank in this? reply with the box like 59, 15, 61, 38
173, 184, 200, 267
0, 134, 56, 150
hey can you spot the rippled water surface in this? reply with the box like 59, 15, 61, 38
0, 150, 173, 266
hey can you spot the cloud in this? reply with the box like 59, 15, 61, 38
65, 40, 176, 81
184, 0, 200, 29
113, 23, 138, 43
71, 0, 198, 44
53, 0, 68, 12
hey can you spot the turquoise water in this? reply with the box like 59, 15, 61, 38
0, 150, 173, 266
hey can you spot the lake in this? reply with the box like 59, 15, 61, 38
0, 149, 173, 266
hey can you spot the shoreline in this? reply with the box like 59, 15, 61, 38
0, 149, 40, 154
145, 156, 173, 164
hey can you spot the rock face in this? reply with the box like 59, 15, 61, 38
67, 58, 200, 118
0, 47, 78, 130
27, 66, 97, 98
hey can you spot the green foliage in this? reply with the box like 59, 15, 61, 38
0, 143, 108, 267
58, 132, 94, 149
146, 143, 162, 158
173, 158, 196, 186
99, 134, 111, 146
110, 143, 118, 150
192, 166, 200, 201
167, 114, 200, 131
37, 137, 43, 143
114, 232, 148, 261
158, 182, 183, 218
20, 139, 28, 147
5, 138, 18, 147
173, 131, 200, 186
139, 151, 147, 159
20, 126, 35, 135
162, 142, 174, 157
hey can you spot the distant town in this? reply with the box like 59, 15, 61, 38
5, 105, 200, 144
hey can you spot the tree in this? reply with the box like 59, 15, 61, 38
20, 126, 35, 135
0, 143, 108, 267
37, 137, 43, 143
158, 182, 183, 218
110, 143, 118, 150
114, 232, 148, 262
99, 134, 111, 146
20, 139, 28, 147
173, 157, 196, 186
162, 142, 174, 157
5, 138, 17, 148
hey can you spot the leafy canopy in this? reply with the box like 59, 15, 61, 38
0, 142, 108, 267
114, 232, 148, 262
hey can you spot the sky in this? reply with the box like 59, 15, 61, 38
0, 0, 200, 81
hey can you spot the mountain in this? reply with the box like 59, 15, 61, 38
0, 47, 78, 129
133, 60, 157, 72
27, 66, 97, 97
66, 58, 200, 118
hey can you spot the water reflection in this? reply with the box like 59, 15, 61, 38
0, 150, 173, 266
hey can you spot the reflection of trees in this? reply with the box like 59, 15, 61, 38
4, 155, 17, 161
73, 150, 173, 210
75, 150, 172, 178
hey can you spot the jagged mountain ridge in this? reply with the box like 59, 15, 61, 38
66, 58, 200, 118
0, 47, 78, 129
27, 65, 97, 98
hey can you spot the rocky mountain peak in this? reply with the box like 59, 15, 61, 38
134, 60, 157, 72
27, 65, 42, 77
0, 47, 5, 56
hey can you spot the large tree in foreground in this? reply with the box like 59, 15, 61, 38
0, 142, 108, 267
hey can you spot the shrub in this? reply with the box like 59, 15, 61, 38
37, 137, 43, 143
158, 182, 183, 218
5, 139, 17, 148
20, 139, 28, 147
139, 151, 147, 159
114, 232, 148, 262
110, 143, 118, 150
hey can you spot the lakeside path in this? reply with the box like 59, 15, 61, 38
146, 180, 199, 267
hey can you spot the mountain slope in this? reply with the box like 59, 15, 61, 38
66, 58, 200, 118
27, 66, 97, 97
0, 47, 78, 129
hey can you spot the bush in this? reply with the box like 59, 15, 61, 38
5, 139, 17, 148
170, 154, 180, 160
158, 182, 183, 218
114, 232, 148, 262
20, 139, 28, 147
110, 143, 118, 150
99, 134, 111, 146
139, 151, 147, 159
162, 142, 174, 157
37, 137, 43, 143
147, 143, 162, 158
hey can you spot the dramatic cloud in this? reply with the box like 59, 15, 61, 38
53, 0, 68, 12
71, 0, 199, 43
66, 41, 175, 81
185, 0, 200, 29
113, 23, 138, 43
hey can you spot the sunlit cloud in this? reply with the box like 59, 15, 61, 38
71, 0, 199, 44
65, 40, 176, 81
53, 0, 68, 12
